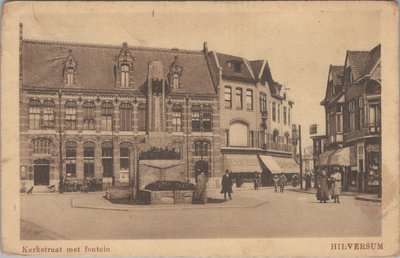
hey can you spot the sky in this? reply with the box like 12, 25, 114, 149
19, 2, 381, 148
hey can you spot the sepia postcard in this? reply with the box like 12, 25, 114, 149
1, 1, 399, 256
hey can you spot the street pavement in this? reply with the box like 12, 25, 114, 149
20, 187, 381, 240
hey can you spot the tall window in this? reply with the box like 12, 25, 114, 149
101, 102, 113, 131
229, 122, 248, 147
359, 96, 364, 129
83, 102, 96, 130
120, 143, 131, 170
121, 64, 130, 88
67, 68, 74, 86
283, 107, 287, 125
65, 141, 77, 177
277, 104, 281, 123
42, 100, 55, 129
224, 86, 232, 108
119, 103, 132, 131
65, 101, 77, 130
172, 104, 182, 132
336, 105, 343, 133
195, 140, 210, 157
260, 93, 267, 112
288, 108, 291, 125
138, 103, 146, 132
273, 130, 279, 143
102, 142, 114, 177
202, 105, 213, 132
83, 142, 95, 177
32, 138, 52, 154
29, 99, 41, 130
191, 105, 201, 132
369, 104, 381, 132
246, 89, 253, 110
272, 102, 276, 122
172, 74, 179, 89
236, 88, 243, 109
349, 100, 355, 132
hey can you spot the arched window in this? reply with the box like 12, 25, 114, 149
65, 101, 77, 130
32, 138, 53, 154
229, 121, 248, 147
83, 141, 95, 177
42, 100, 55, 129
119, 103, 132, 131
83, 102, 96, 130
29, 99, 41, 129
273, 130, 279, 144
138, 103, 146, 132
101, 141, 114, 177
172, 104, 182, 132
101, 102, 114, 131
65, 141, 77, 177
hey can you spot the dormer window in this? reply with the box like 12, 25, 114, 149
114, 42, 134, 89
169, 56, 183, 90
121, 64, 130, 88
64, 50, 77, 87
228, 60, 242, 73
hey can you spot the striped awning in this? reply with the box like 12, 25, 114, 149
259, 155, 299, 174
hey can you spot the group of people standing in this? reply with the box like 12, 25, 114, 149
273, 173, 287, 193
316, 168, 342, 203
193, 169, 234, 204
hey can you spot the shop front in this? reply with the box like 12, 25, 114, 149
224, 154, 262, 187
258, 155, 300, 186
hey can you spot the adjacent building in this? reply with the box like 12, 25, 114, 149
317, 44, 381, 193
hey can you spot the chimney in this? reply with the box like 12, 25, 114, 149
203, 41, 208, 52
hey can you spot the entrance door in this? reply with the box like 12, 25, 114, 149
194, 160, 209, 178
34, 159, 50, 185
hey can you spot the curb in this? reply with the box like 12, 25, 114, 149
355, 196, 381, 203
290, 189, 381, 203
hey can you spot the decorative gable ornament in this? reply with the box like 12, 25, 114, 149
168, 55, 183, 89
114, 42, 135, 88
63, 49, 77, 86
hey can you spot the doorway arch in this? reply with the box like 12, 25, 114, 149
34, 159, 50, 185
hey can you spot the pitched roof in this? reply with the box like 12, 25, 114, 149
346, 44, 381, 81
330, 65, 344, 87
22, 39, 216, 95
249, 60, 264, 79
214, 52, 255, 82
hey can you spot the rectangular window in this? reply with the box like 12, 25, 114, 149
349, 100, 355, 132
272, 102, 276, 122
29, 106, 41, 130
101, 115, 113, 131
277, 104, 281, 123
66, 147, 76, 177
369, 104, 381, 133
172, 111, 182, 132
83, 103, 96, 130
102, 148, 114, 177
84, 147, 95, 178
120, 148, 130, 170
224, 86, 232, 108
283, 107, 287, 125
260, 92, 267, 112
65, 107, 77, 130
138, 104, 146, 132
288, 108, 291, 125
67, 68, 74, 86
236, 88, 243, 109
192, 111, 200, 132
120, 105, 132, 131
42, 107, 55, 129
359, 96, 364, 129
121, 65, 130, 88
246, 89, 253, 110
225, 129, 229, 146
202, 112, 212, 132
250, 131, 254, 147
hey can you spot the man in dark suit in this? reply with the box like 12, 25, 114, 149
221, 170, 233, 200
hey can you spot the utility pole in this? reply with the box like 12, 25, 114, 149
298, 125, 303, 190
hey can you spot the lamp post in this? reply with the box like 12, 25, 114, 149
58, 89, 64, 193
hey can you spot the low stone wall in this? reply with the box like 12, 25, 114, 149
139, 189, 194, 204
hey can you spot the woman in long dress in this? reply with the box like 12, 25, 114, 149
330, 168, 342, 203
193, 172, 207, 204
317, 170, 330, 203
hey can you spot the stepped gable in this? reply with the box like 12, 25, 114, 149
22, 39, 215, 95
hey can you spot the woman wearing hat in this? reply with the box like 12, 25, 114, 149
330, 167, 342, 203
317, 170, 330, 203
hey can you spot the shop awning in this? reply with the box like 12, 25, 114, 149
224, 154, 262, 173
315, 150, 336, 166
259, 155, 282, 174
330, 148, 351, 166
259, 155, 300, 174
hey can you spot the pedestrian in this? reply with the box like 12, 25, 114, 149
253, 172, 260, 190
292, 174, 299, 187
81, 177, 88, 193
273, 174, 279, 192
330, 168, 342, 203
278, 172, 287, 192
221, 170, 233, 200
193, 171, 208, 204
305, 172, 312, 191
316, 170, 330, 203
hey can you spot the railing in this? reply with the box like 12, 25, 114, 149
264, 142, 293, 152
